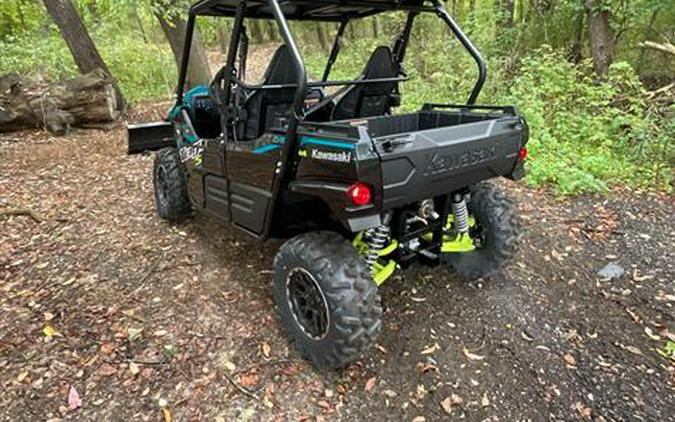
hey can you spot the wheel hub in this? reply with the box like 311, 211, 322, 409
286, 268, 330, 340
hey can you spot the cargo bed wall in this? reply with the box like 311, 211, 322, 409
363, 110, 506, 139
376, 116, 524, 209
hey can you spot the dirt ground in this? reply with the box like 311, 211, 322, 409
1, 112, 673, 421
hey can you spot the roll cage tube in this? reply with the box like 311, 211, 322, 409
262, 0, 308, 237
322, 20, 349, 82
432, 0, 487, 105
178, 1, 487, 109
175, 12, 197, 104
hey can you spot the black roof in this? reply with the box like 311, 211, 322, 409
191, 0, 437, 21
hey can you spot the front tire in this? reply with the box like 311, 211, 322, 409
153, 148, 191, 222
443, 182, 520, 279
273, 232, 383, 370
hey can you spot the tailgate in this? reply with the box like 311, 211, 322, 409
375, 116, 526, 209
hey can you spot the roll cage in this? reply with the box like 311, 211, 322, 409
176, 0, 488, 201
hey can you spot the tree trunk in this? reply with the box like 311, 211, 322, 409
155, 11, 212, 90
569, 2, 585, 64
41, 0, 125, 110
0, 69, 119, 135
315, 23, 328, 50
503, 0, 515, 27
585, 0, 615, 77
217, 25, 229, 55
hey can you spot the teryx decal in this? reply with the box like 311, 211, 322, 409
180, 139, 205, 164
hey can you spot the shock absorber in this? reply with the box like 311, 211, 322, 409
451, 194, 470, 234
364, 213, 392, 271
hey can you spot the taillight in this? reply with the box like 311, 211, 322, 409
519, 147, 528, 162
347, 182, 372, 206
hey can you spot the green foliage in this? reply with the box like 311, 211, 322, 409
0, 25, 175, 103
507, 49, 672, 193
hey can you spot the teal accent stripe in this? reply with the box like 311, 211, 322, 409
300, 137, 355, 150
253, 144, 281, 154
253, 135, 353, 154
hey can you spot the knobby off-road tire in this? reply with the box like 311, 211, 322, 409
443, 182, 521, 280
153, 148, 191, 222
273, 231, 383, 370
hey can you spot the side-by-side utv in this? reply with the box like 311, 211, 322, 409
128, 0, 529, 369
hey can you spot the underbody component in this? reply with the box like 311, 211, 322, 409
353, 223, 398, 286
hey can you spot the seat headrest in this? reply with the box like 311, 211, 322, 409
263, 45, 298, 85
362, 46, 397, 80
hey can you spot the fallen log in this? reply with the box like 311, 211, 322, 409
0, 68, 119, 136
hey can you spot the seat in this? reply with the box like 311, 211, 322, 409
332, 46, 400, 121
241, 45, 299, 140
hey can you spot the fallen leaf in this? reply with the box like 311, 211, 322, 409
481, 393, 490, 407
127, 328, 143, 342
374, 344, 388, 354
317, 400, 331, 409
462, 347, 484, 361
43, 325, 61, 337
412, 417, 426, 422
68, 386, 82, 410
564, 353, 577, 367
100, 343, 115, 355
575, 401, 592, 418
440, 394, 463, 415
239, 372, 259, 388
261, 342, 271, 358
364, 376, 377, 392
16, 371, 29, 383
162, 407, 173, 422
416, 362, 438, 373
154, 330, 168, 337
625, 308, 640, 324
625, 345, 642, 355
98, 363, 118, 377
645, 327, 660, 341
421, 343, 440, 355
129, 362, 140, 375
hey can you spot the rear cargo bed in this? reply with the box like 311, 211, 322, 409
352, 108, 527, 209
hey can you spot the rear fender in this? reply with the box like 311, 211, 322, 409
289, 181, 382, 232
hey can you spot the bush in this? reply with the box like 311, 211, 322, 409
506, 48, 672, 194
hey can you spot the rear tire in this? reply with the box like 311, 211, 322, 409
443, 182, 520, 279
273, 231, 383, 370
153, 148, 191, 222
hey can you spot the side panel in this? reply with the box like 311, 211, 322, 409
226, 136, 279, 235
230, 182, 272, 234
204, 175, 230, 222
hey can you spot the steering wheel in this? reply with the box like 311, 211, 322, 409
209, 66, 228, 107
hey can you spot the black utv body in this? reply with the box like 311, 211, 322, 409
129, 0, 529, 369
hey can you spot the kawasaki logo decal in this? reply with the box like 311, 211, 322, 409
425, 146, 497, 175
311, 149, 352, 163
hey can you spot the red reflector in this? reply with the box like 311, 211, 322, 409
347, 182, 372, 206
519, 147, 528, 161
